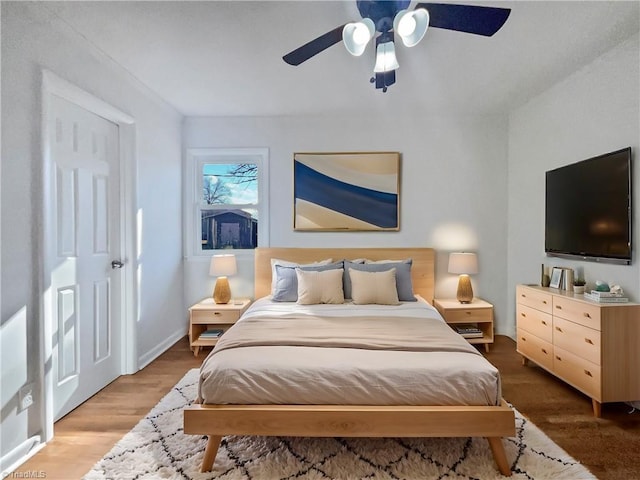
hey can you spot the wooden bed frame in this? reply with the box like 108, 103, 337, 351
184, 247, 515, 476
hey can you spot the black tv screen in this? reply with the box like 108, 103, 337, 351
545, 147, 632, 264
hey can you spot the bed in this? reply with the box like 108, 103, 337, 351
184, 247, 515, 476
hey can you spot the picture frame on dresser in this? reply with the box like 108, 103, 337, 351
549, 268, 562, 288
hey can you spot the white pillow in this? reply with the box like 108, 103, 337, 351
349, 268, 400, 305
296, 268, 345, 305
270, 258, 332, 294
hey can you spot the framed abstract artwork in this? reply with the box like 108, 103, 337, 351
293, 152, 400, 231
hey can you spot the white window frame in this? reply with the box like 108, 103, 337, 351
184, 147, 269, 258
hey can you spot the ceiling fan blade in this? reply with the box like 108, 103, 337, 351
283, 24, 347, 66
415, 3, 510, 37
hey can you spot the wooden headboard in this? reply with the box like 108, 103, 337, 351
254, 247, 435, 303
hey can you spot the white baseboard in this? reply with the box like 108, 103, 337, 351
1, 436, 44, 478
137, 328, 187, 370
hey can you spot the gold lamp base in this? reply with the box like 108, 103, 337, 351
213, 276, 231, 304
456, 274, 474, 303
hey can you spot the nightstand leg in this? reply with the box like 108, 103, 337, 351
194, 346, 200, 357
484, 344, 490, 353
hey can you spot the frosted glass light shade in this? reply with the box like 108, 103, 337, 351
394, 8, 429, 47
343, 18, 375, 56
373, 41, 399, 73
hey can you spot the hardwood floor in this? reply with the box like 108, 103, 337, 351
13, 335, 640, 479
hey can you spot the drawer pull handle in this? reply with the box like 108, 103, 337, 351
583, 312, 591, 318
584, 370, 593, 377
555, 326, 563, 332
543, 300, 548, 304
585, 338, 594, 345
521, 294, 526, 298
521, 337, 526, 342
555, 305, 562, 310
541, 320, 547, 325
541, 348, 548, 354
521, 313, 526, 317
213, 312, 221, 316
555, 355, 562, 361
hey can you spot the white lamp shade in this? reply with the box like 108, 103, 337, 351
448, 252, 478, 275
343, 18, 375, 56
393, 8, 429, 47
373, 41, 399, 73
209, 254, 237, 277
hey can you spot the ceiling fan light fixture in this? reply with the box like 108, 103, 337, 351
343, 18, 375, 56
394, 8, 429, 47
373, 41, 399, 73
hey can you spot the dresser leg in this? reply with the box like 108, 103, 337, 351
592, 399, 602, 418
521, 356, 529, 366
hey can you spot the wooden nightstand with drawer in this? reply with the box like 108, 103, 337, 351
188, 298, 251, 357
433, 298, 494, 352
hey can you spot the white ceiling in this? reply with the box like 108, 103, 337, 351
44, 1, 639, 117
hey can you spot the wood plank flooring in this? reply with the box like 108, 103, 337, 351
13, 335, 640, 479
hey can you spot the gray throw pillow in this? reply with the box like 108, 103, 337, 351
343, 259, 416, 301
272, 261, 344, 302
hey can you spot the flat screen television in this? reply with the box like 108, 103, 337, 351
545, 147, 632, 265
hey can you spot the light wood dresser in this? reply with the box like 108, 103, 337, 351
516, 284, 640, 417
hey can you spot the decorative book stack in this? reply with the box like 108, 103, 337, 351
454, 324, 483, 339
199, 328, 224, 339
583, 291, 629, 303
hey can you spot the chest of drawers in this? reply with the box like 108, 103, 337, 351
516, 284, 640, 417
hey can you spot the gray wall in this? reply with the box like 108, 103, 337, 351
506, 33, 640, 338
183, 114, 510, 332
1, 3, 184, 469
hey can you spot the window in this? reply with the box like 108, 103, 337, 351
185, 148, 269, 257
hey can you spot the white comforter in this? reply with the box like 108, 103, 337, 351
198, 297, 502, 406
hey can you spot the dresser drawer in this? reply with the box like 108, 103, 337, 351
445, 308, 492, 323
553, 317, 601, 365
517, 304, 553, 343
554, 346, 601, 400
517, 328, 554, 371
552, 296, 601, 330
190, 309, 240, 324
516, 286, 552, 314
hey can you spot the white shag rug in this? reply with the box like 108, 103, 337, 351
84, 369, 596, 480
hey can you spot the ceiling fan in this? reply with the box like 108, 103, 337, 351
283, 1, 511, 92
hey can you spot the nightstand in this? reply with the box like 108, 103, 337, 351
433, 298, 494, 352
188, 298, 251, 357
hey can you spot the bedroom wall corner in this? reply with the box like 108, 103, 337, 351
506, 33, 640, 339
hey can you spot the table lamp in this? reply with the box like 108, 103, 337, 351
209, 254, 237, 304
448, 252, 478, 304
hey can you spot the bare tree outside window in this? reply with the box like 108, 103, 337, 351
201, 163, 259, 250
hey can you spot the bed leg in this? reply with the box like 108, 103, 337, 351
200, 435, 222, 472
487, 437, 511, 477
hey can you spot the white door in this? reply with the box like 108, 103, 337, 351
49, 94, 122, 420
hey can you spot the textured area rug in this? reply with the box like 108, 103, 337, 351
84, 369, 596, 480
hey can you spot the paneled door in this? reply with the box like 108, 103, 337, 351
49, 94, 122, 420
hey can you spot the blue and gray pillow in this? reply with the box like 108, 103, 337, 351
343, 260, 416, 301
272, 261, 344, 302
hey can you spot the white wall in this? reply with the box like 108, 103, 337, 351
507, 33, 640, 337
183, 114, 510, 331
1, 2, 183, 469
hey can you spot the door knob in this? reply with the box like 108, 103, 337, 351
111, 260, 124, 269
